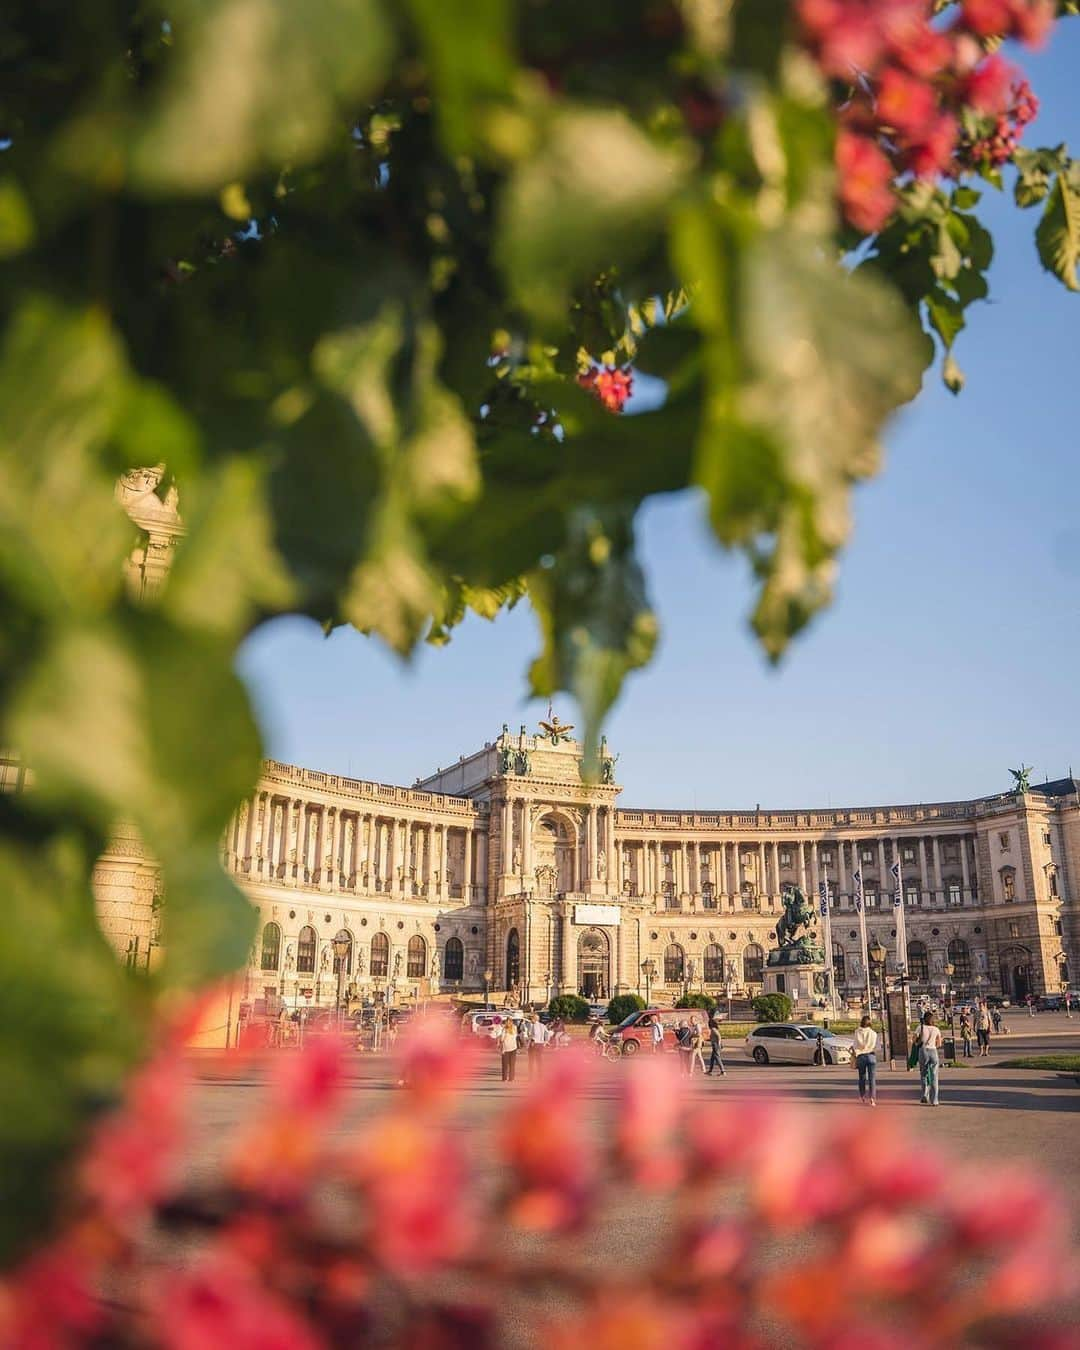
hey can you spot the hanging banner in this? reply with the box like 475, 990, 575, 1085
573, 904, 621, 927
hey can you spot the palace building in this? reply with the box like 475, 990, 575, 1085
13, 468, 1072, 1012
65, 719, 1079, 1010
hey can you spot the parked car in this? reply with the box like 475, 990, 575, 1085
1036, 993, 1064, 1012
607, 1007, 710, 1054
985, 995, 1011, 1008
462, 1010, 526, 1042
744, 1023, 855, 1066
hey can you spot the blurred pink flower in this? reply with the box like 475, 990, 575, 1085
394, 1013, 480, 1104
155, 1255, 324, 1350
614, 1054, 684, 1189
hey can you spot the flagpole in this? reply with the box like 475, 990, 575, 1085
819, 860, 836, 1019
854, 866, 872, 1012
892, 857, 911, 1028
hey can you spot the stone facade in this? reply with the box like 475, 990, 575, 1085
26, 724, 1073, 1010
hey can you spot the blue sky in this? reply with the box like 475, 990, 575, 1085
239, 30, 1080, 810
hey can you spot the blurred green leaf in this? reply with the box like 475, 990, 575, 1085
497, 108, 687, 326
528, 505, 657, 759
131, 0, 394, 191
406, 0, 515, 153
0, 177, 34, 257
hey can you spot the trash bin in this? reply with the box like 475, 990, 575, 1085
942, 1035, 956, 1061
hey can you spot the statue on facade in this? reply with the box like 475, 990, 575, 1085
431, 950, 440, 978
284, 944, 295, 973
514, 747, 531, 775
539, 712, 575, 744
597, 850, 607, 879
354, 948, 364, 976
1009, 763, 1033, 794
600, 752, 618, 785
499, 742, 515, 773
512, 845, 522, 873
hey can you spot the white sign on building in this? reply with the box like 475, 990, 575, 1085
573, 904, 621, 927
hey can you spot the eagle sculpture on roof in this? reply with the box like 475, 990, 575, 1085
539, 713, 575, 744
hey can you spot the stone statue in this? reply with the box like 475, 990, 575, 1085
775, 884, 814, 947
431, 950, 440, 978
538, 712, 575, 744
600, 753, 618, 785
514, 747, 531, 775
394, 951, 402, 974
284, 945, 295, 972
354, 948, 364, 975
467, 950, 481, 977
320, 946, 330, 971
1010, 763, 1033, 794
499, 743, 515, 773
597, 850, 607, 878
512, 845, 521, 873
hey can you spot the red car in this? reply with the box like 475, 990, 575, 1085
607, 1008, 713, 1055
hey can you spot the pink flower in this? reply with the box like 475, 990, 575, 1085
0, 1240, 105, 1350
836, 130, 896, 233
394, 1013, 480, 1104
964, 54, 1016, 115
270, 1035, 344, 1119
877, 65, 940, 138
842, 1209, 936, 1294
905, 111, 958, 178
945, 1168, 1065, 1250
155, 1256, 324, 1350
577, 364, 634, 413
613, 1054, 685, 1189
798, 0, 889, 77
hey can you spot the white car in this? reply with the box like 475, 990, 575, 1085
744, 1023, 855, 1066
463, 1010, 526, 1039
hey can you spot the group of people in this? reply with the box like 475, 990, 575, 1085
958, 1002, 1001, 1058
494, 1011, 554, 1082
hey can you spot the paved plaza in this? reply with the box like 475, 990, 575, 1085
185, 1014, 1080, 1207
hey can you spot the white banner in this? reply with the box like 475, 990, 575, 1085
573, 903, 621, 927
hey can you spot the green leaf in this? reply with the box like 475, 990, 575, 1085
0, 819, 148, 1266
952, 187, 981, 210
0, 178, 34, 258
405, 0, 515, 154
131, 0, 394, 191
1035, 169, 1080, 291
496, 107, 687, 326
926, 289, 966, 351
527, 505, 658, 758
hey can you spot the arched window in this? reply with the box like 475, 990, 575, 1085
296, 925, 317, 975
664, 943, 684, 984
332, 928, 352, 975
506, 929, 520, 988
260, 922, 281, 971
743, 943, 764, 984
407, 934, 426, 979
832, 942, 846, 987
371, 932, 389, 978
908, 941, 929, 982
702, 882, 716, 909
444, 936, 464, 981
703, 944, 724, 983
947, 938, 971, 983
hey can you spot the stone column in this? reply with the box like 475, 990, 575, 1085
387, 818, 399, 896
522, 801, 533, 886
931, 837, 943, 904
758, 841, 767, 903
811, 840, 820, 898
720, 842, 729, 899
918, 837, 929, 900
322, 807, 338, 891
439, 825, 449, 901
586, 807, 597, 884
362, 814, 373, 889
838, 839, 848, 899
502, 798, 514, 878
877, 839, 887, 908
798, 841, 808, 894
771, 841, 780, 899
463, 826, 473, 900
960, 835, 971, 903
607, 812, 618, 891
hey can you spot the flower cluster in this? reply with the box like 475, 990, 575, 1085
2, 1015, 1078, 1349
796, 0, 1053, 232
577, 364, 634, 413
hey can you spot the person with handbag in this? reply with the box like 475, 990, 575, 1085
499, 1017, 519, 1082
916, 1012, 943, 1105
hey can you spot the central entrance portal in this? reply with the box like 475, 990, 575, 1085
577, 928, 610, 1001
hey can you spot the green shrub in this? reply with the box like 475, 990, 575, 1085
548, 994, 591, 1023
607, 993, 646, 1025
675, 992, 717, 1013
752, 993, 793, 1023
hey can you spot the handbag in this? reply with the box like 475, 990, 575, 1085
907, 1037, 920, 1070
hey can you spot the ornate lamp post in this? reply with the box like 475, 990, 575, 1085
483, 966, 494, 1009
868, 938, 890, 1061
641, 957, 656, 1007
332, 934, 351, 1029
943, 960, 956, 1049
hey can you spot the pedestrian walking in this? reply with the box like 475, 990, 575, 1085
1027, 994, 1036, 1017
991, 1008, 1002, 1034
689, 1019, 707, 1075
976, 1003, 992, 1057
852, 1014, 878, 1106
528, 1013, 549, 1076
518, 1011, 533, 1073
499, 1017, 519, 1082
917, 1012, 943, 1106
813, 1032, 826, 1066
675, 1020, 692, 1075
650, 1016, 664, 1054
959, 1011, 974, 1058
705, 1016, 726, 1076
1066, 991, 1073, 1019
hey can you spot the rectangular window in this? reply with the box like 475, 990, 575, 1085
1055, 918, 1063, 936
779, 850, 792, 866
1049, 872, 1059, 897
905, 885, 920, 907
864, 889, 878, 908
820, 851, 833, 867
902, 847, 915, 864
1043, 829, 1052, 846
860, 848, 873, 863
999, 832, 1010, 850
947, 883, 962, 906
1009, 922, 1020, 939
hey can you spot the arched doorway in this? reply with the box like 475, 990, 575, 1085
577, 928, 610, 1001
999, 945, 1032, 1001
533, 812, 577, 894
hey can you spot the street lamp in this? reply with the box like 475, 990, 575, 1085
943, 960, 956, 1049
641, 957, 656, 1006
332, 934, 351, 1028
868, 938, 890, 1061
483, 966, 494, 1009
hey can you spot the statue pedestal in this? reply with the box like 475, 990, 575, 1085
765, 947, 830, 1013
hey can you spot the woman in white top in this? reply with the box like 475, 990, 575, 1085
499, 1018, 519, 1082
917, 1013, 943, 1105
852, 1015, 878, 1106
